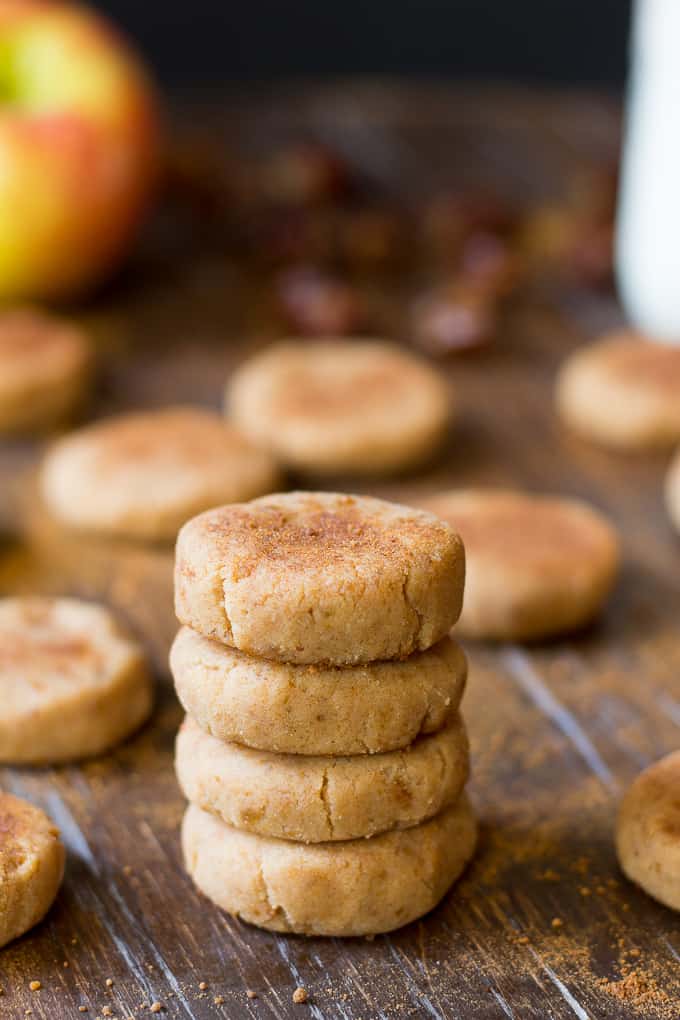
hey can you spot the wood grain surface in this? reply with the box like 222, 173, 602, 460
1, 84, 679, 1019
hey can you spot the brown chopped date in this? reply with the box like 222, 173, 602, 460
260, 143, 351, 206
459, 232, 523, 299
422, 191, 518, 258
244, 207, 338, 265
411, 284, 497, 355
275, 266, 366, 335
340, 206, 408, 266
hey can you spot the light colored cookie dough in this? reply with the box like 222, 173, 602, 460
182, 795, 477, 936
175, 491, 465, 665
0, 597, 152, 764
41, 406, 281, 542
226, 339, 452, 475
0, 308, 91, 433
664, 450, 680, 535
419, 488, 620, 641
0, 793, 65, 948
171, 627, 466, 755
556, 331, 680, 449
176, 713, 469, 842
617, 751, 680, 911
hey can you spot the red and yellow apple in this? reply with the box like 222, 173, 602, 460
0, 0, 159, 299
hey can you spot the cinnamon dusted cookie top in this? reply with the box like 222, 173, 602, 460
556, 331, 680, 449
0, 793, 65, 948
41, 406, 281, 541
226, 339, 452, 475
174, 491, 465, 665
0, 308, 91, 433
418, 488, 619, 641
0, 597, 152, 764
617, 751, 680, 912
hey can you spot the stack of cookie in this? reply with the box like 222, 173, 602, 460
171, 491, 476, 937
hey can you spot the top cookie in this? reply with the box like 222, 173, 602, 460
226, 339, 451, 475
556, 331, 680, 448
419, 488, 619, 641
175, 491, 465, 665
0, 308, 91, 433
41, 406, 281, 541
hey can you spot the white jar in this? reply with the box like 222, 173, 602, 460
616, 0, 680, 344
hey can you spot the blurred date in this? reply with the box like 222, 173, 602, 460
412, 284, 497, 356
275, 266, 366, 336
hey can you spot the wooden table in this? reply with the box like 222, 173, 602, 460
1, 84, 679, 1019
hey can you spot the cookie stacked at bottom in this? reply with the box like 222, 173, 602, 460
171, 492, 476, 937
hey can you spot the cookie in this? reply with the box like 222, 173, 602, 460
171, 626, 466, 755
664, 450, 680, 535
41, 406, 281, 541
419, 489, 619, 641
556, 331, 680, 448
175, 491, 465, 665
176, 713, 469, 842
182, 795, 477, 936
0, 308, 91, 433
226, 339, 451, 475
617, 751, 680, 911
0, 793, 65, 948
0, 597, 152, 764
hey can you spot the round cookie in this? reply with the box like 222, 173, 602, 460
419, 489, 619, 641
617, 751, 680, 911
182, 796, 477, 936
175, 491, 465, 665
0, 308, 91, 433
556, 331, 680, 449
171, 627, 466, 755
0, 793, 65, 948
226, 339, 451, 475
176, 713, 469, 842
0, 597, 152, 764
664, 450, 680, 535
41, 406, 281, 542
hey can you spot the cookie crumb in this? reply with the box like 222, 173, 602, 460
213, 995, 225, 1005
551, 917, 563, 929
78, 1008, 88, 1014
29, 981, 41, 992
102, 1008, 113, 1017
293, 987, 308, 1004
150, 1004, 162, 1014
198, 982, 207, 991
246, 990, 258, 999
516, 935, 530, 945
106, 979, 114, 988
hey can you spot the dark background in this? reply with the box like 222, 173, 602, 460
95, 1, 631, 89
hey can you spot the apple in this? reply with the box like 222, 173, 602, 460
0, 0, 159, 300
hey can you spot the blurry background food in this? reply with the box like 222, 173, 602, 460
5, 1, 680, 1013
